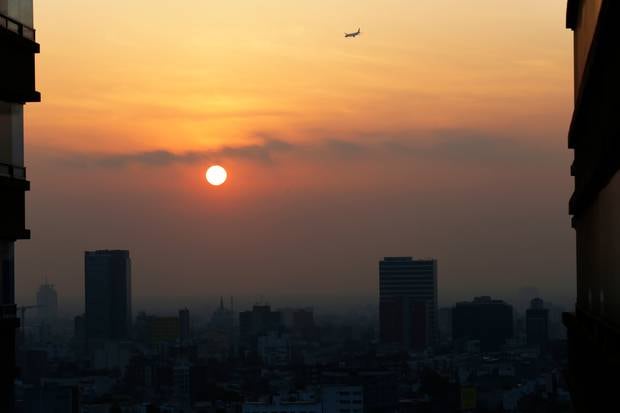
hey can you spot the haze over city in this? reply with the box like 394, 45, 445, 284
10, 0, 619, 411
18, 0, 574, 311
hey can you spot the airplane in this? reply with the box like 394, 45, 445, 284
344, 28, 361, 38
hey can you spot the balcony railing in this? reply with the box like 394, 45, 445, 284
0, 12, 35, 41
0, 162, 26, 180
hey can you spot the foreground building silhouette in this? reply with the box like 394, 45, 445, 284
0, 0, 39, 410
564, 0, 620, 409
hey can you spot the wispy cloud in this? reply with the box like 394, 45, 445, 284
57, 130, 555, 168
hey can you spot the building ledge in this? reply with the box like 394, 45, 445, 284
0, 88, 41, 104
0, 163, 26, 180
0, 228, 30, 241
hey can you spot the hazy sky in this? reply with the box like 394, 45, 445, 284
17, 0, 575, 311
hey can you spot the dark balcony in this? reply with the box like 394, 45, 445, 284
0, 12, 35, 41
0, 162, 30, 241
0, 163, 26, 180
0, 12, 40, 104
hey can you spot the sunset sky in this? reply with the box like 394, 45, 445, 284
18, 0, 575, 312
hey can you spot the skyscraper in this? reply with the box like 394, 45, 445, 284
207, 297, 236, 357
36, 281, 58, 321
85, 250, 132, 342
526, 298, 549, 348
179, 308, 190, 342
0, 1, 40, 410
379, 257, 438, 351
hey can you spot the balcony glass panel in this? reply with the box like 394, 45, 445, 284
5, 0, 33, 27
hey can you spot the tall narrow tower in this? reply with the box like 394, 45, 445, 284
379, 257, 438, 351
36, 281, 59, 321
0, 0, 40, 410
85, 250, 132, 343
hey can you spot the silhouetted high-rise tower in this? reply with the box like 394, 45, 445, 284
36, 281, 58, 321
526, 298, 549, 348
85, 250, 132, 342
0, 1, 40, 410
179, 308, 190, 342
379, 257, 438, 351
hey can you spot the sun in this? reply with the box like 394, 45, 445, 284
206, 165, 227, 186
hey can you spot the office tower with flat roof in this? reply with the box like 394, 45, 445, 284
526, 298, 549, 349
85, 250, 132, 342
379, 257, 438, 351
452, 296, 513, 352
0, 0, 40, 410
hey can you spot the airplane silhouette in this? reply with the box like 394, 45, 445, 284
345, 28, 361, 38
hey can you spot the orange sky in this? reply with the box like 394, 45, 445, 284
18, 0, 576, 311
30, 0, 571, 152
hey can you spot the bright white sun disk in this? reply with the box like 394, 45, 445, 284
206, 165, 227, 186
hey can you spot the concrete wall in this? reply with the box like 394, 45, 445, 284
573, 0, 604, 96
0, 242, 15, 304
0, 102, 24, 167
575, 169, 620, 325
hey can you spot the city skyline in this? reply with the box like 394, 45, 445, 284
24, 250, 570, 318
15, 0, 575, 306
2, 0, 611, 410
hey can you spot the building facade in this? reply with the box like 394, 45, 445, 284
452, 296, 513, 352
36, 282, 58, 321
526, 298, 549, 349
135, 313, 180, 345
0, 0, 39, 410
320, 385, 363, 413
379, 257, 438, 351
243, 386, 363, 413
564, 0, 620, 409
179, 308, 190, 343
239, 305, 282, 353
84, 250, 132, 343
